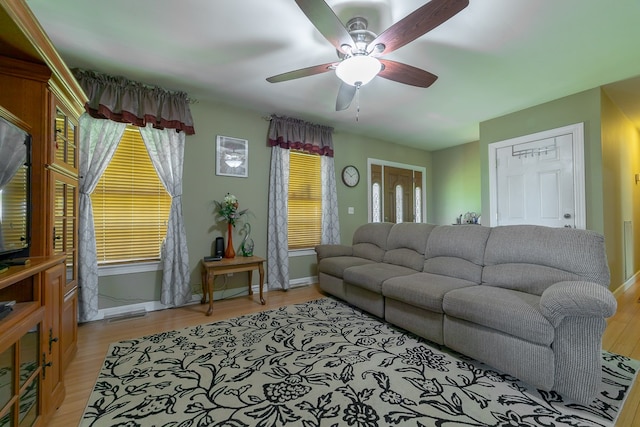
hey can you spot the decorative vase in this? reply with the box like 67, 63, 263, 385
225, 222, 235, 258
240, 223, 254, 257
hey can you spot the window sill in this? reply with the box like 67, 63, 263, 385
288, 249, 316, 257
98, 261, 162, 277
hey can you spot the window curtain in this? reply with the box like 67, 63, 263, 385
321, 155, 340, 244
0, 118, 27, 189
267, 115, 338, 290
75, 69, 194, 321
73, 68, 195, 135
139, 124, 191, 307
78, 114, 126, 322
267, 145, 290, 290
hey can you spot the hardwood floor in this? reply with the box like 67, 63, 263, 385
48, 280, 640, 426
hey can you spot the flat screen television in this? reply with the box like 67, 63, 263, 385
0, 106, 31, 264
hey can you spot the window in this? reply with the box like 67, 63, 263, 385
288, 151, 321, 250
415, 187, 422, 223
91, 126, 172, 264
395, 185, 403, 223
372, 182, 381, 222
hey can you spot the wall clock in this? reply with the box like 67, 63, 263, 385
341, 165, 360, 187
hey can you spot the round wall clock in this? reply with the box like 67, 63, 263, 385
341, 165, 360, 187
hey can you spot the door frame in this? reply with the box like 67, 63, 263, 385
487, 122, 586, 229
367, 158, 427, 223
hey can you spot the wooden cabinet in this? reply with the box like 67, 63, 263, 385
0, 0, 87, 424
41, 263, 65, 419
49, 102, 79, 374
0, 256, 66, 427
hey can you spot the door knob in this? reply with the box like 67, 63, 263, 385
563, 213, 572, 219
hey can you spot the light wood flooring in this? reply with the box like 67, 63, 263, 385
48, 280, 640, 427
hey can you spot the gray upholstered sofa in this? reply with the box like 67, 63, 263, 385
315, 222, 617, 404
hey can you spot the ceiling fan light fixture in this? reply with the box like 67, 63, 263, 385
335, 55, 382, 87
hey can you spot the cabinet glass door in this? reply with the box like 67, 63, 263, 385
0, 344, 14, 415
0, 323, 41, 427
53, 174, 78, 289
17, 379, 38, 427
54, 107, 78, 174
18, 325, 39, 427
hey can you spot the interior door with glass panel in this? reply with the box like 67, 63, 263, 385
369, 161, 424, 223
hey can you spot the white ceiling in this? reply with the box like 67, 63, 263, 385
26, 0, 640, 151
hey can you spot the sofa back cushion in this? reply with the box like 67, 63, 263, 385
351, 222, 394, 262
423, 225, 490, 283
383, 223, 436, 270
482, 225, 610, 295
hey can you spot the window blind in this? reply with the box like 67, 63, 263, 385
0, 166, 28, 250
288, 151, 321, 250
91, 126, 171, 264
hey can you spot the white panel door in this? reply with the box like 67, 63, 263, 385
495, 133, 575, 228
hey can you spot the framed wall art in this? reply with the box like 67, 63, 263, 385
216, 135, 248, 178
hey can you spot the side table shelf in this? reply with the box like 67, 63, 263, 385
200, 256, 266, 316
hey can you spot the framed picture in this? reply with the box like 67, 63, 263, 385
216, 135, 248, 177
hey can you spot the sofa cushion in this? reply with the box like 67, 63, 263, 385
382, 272, 477, 313
343, 263, 417, 293
423, 225, 491, 283
443, 286, 554, 346
317, 257, 376, 279
483, 225, 610, 295
383, 223, 436, 270
352, 222, 394, 262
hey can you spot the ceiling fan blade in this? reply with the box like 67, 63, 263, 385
378, 59, 438, 88
295, 0, 354, 53
336, 83, 356, 111
368, 0, 469, 56
266, 62, 337, 83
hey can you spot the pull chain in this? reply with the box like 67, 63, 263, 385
355, 83, 361, 122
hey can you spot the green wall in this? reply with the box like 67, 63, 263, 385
601, 91, 640, 286
98, 85, 640, 307
478, 87, 640, 290
98, 99, 432, 308
479, 88, 604, 234
431, 141, 481, 225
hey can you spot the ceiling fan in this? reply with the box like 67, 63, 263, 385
266, 0, 469, 111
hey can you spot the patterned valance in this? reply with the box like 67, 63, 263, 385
73, 69, 195, 135
267, 114, 334, 157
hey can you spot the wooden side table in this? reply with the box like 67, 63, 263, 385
200, 255, 265, 316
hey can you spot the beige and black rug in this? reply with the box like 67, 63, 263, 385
82, 297, 638, 427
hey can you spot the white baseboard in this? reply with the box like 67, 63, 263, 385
94, 275, 318, 322
613, 271, 640, 296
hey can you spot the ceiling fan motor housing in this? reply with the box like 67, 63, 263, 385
337, 17, 378, 59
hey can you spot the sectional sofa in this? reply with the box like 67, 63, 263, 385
315, 222, 617, 404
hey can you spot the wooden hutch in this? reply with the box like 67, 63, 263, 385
0, 0, 85, 425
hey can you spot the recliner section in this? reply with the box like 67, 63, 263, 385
315, 222, 616, 405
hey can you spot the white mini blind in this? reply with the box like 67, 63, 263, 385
91, 126, 171, 264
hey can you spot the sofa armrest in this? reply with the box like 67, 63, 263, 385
539, 281, 617, 327
315, 244, 353, 261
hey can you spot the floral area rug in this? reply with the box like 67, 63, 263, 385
82, 297, 639, 427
